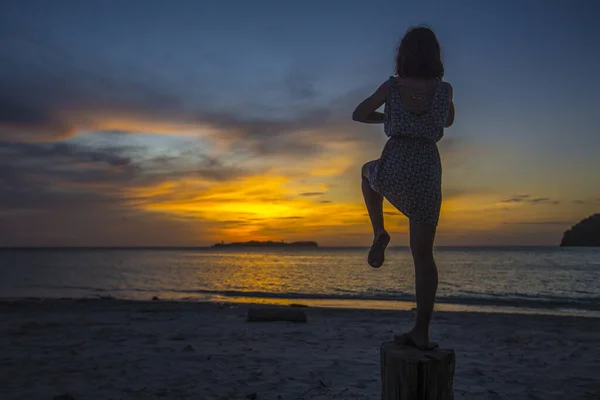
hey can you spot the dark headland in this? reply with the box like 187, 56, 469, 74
211, 240, 318, 248
560, 214, 600, 247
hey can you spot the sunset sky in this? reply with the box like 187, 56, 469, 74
1, 0, 599, 247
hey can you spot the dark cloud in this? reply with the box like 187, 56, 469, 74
500, 195, 559, 206
0, 27, 364, 161
0, 98, 74, 140
500, 194, 531, 203
0, 25, 185, 140
0, 134, 258, 245
573, 198, 600, 205
0, 141, 134, 213
0, 141, 132, 167
0, 138, 248, 215
529, 197, 551, 204
503, 220, 573, 225
299, 192, 325, 196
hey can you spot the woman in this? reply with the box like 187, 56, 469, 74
352, 26, 455, 350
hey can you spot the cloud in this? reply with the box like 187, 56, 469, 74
502, 220, 573, 225
0, 136, 253, 213
0, 27, 372, 162
499, 194, 559, 206
573, 198, 600, 205
299, 192, 325, 196
0, 14, 484, 246
500, 194, 531, 203
0, 141, 132, 167
528, 197, 558, 205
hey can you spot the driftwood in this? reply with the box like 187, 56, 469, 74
246, 307, 307, 323
380, 341, 455, 399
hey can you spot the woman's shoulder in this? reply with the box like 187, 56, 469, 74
372, 77, 395, 94
440, 81, 453, 98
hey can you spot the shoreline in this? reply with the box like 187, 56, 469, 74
2, 296, 598, 322
2, 295, 599, 319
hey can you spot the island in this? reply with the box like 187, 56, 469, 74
211, 240, 318, 248
560, 214, 600, 247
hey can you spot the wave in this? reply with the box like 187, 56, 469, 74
17, 284, 600, 311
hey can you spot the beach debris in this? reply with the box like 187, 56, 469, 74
245, 392, 258, 399
247, 307, 307, 323
53, 394, 75, 400
152, 296, 160, 301
182, 344, 195, 352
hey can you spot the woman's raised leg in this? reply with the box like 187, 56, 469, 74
361, 162, 390, 267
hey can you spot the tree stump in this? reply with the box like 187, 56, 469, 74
380, 341, 455, 400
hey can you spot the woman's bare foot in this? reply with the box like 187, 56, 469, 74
367, 231, 390, 268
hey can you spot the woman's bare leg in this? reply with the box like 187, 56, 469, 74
405, 220, 439, 347
361, 162, 385, 236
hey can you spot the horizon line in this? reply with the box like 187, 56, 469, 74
0, 245, 567, 249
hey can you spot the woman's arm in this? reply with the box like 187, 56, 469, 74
445, 82, 455, 128
352, 80, 391, 124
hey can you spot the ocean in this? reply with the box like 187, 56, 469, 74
1, 246, 599, 317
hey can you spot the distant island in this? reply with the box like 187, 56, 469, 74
560, 214, 600, 247
211, 240, 318, 248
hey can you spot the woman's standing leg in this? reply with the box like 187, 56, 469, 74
405, 220, 439, 348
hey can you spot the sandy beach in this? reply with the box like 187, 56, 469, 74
1, 299, 599, 400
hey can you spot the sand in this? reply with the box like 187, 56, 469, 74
1, 299, 599, 400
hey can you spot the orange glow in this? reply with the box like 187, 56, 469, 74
124, 172, 371, 243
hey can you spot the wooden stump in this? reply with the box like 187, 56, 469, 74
246, 307, 307, 323
380, 341, 455, 400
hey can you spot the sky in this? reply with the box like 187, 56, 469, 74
1, 0, 599, 247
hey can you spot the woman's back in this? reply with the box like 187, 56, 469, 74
384, 77, 451, 142
396, 77, 441, 114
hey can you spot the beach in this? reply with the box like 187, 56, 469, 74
1, 299, 598, 400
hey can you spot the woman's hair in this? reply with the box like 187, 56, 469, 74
395, 26, 444, 79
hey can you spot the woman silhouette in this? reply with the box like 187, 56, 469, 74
352, 26, 455, 350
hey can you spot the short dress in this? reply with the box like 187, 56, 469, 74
366, 77, 451, 227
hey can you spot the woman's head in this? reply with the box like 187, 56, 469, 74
395, 26, 444, 79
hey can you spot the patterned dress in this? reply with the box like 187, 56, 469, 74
367, 77, 451, 227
